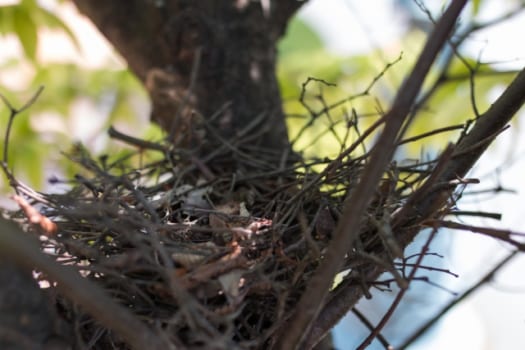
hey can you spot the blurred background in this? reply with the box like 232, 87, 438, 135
0, 0, 524, 349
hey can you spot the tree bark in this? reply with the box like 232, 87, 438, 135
71, 0, 304, 152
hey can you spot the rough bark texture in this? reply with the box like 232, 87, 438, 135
71, 0, 303, 152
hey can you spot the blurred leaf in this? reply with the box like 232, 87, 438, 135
0, 5, 15, 36
471, 0, 481, 15
12, 7, 38, 62
0, 0, 81, 62
31, 6, 82, 53
278, 17, 323, 57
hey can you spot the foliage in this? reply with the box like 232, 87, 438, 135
0, 0, 158, 189
0, 0, 80, 62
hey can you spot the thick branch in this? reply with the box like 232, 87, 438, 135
304, 64, 525, 350
443, 67, 525, 178
274, 1, 468, 349
394, 66, 525, 232
0, 218, 172, 350
0, 259, 60, 348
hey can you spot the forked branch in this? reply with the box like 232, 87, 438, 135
275, 1, 469, 349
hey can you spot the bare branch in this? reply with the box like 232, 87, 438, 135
399, 250, 520, 349
356, 228, 438, 349
275, 2, 469, 348
396, 67, 525, 231
1, 86, 43, 165
0, 218, 173, 350
429, 220, 525, 251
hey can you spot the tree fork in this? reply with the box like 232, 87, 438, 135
71, 0, 304, 152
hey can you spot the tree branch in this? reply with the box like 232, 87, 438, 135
274, 1, 469, 349
303, 54, 525, 350
0, 217, 173, 350
398, 250, 519, 348
394, 66, 525, 233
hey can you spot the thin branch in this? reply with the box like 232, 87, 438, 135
352, 308, 392, 350
398, 250, 519, 349
448, 210, 502, 220
108, 126, 167, 152
397, 123, 466, 145
0, 217, 173, 350
1, 86, 44, 164
356, 228, 438, 349
429, 220, 525, 251
276, 2, 468, 348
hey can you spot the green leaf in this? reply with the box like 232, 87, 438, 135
1, 0, 80, 62
0, 5, 15, 36
12, 7, 38, 62
278, 18, 324, 57
32, 7, 82, 53
20, 0, 38, 7
471, 0, 481, 15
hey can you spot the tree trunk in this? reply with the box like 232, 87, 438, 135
71, 0, 303, 153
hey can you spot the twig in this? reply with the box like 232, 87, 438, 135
356, 227, 438, 349
398, 250, 519, 349
352, 308, 392, 350
276, 2, 468, 348
397, 124, 466, 145
429, 219, 525, 251
448, 210, 502, 220
286, 114, 387, 206
0, 217, 173, 350
0, 86, 44, 164
108, 126, 167, 152
292, 55, 402, 146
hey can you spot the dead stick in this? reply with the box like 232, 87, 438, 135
275, 2, 468, 349
0, 217, 174, 350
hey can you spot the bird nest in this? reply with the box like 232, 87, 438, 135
4, 80, 505, 349
5, 126, 428, 349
